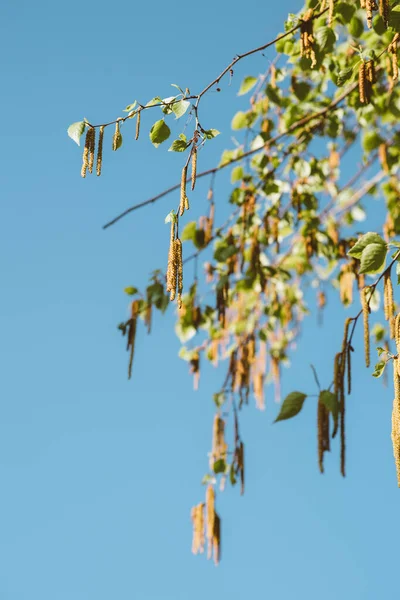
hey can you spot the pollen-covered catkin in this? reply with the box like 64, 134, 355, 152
206, 485, 215, 559
379, 0, 389, 27
366, 0, 373, 28
112, 120, 122, 151
392, 358, 400, 486
390, 35, 399, 81
361, 287, 371, 368
127, 300, 139, 380
81, 127, 93, 178
191, 503, 205, 554
180, 166, 189, 216
328, 0, 334, 26
135, 110, 141, 140
96, 126, 104, 176
360, 0, 366, 7
366, 59, 376, 84
166, 221, 177, 300
395, 313, 400, 357
191, 148, 197, 191
88, 127, 95, 174
175, 237, 183, 308
359, 62, 367, 103
379, 143, 389, 174
212, 513, 221, 565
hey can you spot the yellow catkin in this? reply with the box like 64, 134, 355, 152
390, 35, 399, 81
384, 271, 395, 328
379, 0, 389, 27
135, 110, 141, 140
360, 0, 366, 7
87, 127, 95, 174
191, 148, 197, 191
333, 352, 342, 438
392, 359, 400, 486
395, 313, 400, 357
347, 345, 352, 395
366, 0, 373, 28
361, 287, 371, 368
180, 166, 188, 216
81, 127, 93, 178
212, 513, 221, 565
175, 237, 183, 307
359, 62, 367, 104
366, 59, 376, 84
128, 300, 139, 379
96, 126, 104, 176
210, 415, 228, 470
378, 143, 389, 174
166, 221, 177, 300
206, 485, 215, 559
270, 64, 277, 89
318, 400, 326, 473
328, 0, 334, 26
191, 503, 205, 554
112, 120, 122, 151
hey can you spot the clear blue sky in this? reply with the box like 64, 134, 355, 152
1, 1, 399, 598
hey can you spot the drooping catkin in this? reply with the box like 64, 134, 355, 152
205, 485, 215, 559
300, 9, 317, 68
379, 0, 389, 27
361, 287, 371, 368
191, 148, 197, 191
360, 0, 366, 7
212, 513, 221, 565
366, 59, 376, 84
166, 221, 177, 300
96, 126, 104, 176
191, 503, 205, 554
210, 415, 228, 470
127, 300, 139, 379
394, 313, 400, 357
135, 110, 141, 140
88, 127, 96, 174
81, 127, 94, 178
392, 358, 400, 486
379, 143, 389, 174
384, 271, 395, 336
328, 0, 334, 26
112, 119, 122, 151
180, 166, 189, 216
318, 399, 330, 473
390, 35, 399, 81
366, 0, 373, 28
359, 61, 367, 104
175, 237, 183, 308
333, 352, 342, 438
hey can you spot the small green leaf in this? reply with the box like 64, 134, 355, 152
150, 119, 171, 147
315, 26, 336, 51
274, 391, 307, 423
231, 166, 244, 183
230, 463, 237, 486
67, 121, 86, 146
213, 459, 226, 474
172, 99, 190, 119
359, 243, 387, 274
372, 360, 386, 378
201, 474, 216, 485
377, 347, 386, 356
349, 15, 364, 38
238, 76, 258, 96
146, 96, 163, 107
334, 1, 355, 23
165, 210, 176, 224
336, 67, 353, 87
389, 5, 400, 32
203, 128, 220, 139
123, 101, 137, 112
362, 131, 384, 152
348, 232, 386, 259
181, 221, 197, 242
168, 139, 190, 152
232, 111, 250, 130
124, 286, 138, 296
171, 83, 184, 93
213, 392, 225, 408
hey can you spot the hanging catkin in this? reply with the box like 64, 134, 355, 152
395, 313, 400, 359
88, 127, 95, 174
81, 127, 94, 178
379, 0, 389, 27
210, 415, 228, 470
96, 126, 104, 176
384, 270, 395, 337
191, 503, 205, 554
175, 237, 183, 308
206, 485, 215, 560
127, 300, 139, 379
112, 119, 122, 151
361, 287, 371, 368
328, 0, 334, 26
366, 59, 376, 84
300, 9, 316, 68
212, 513, 221, 565
135, 110, 141, 140
191, 147, 197, 191
317, 399, 330, 473
379, 143, 389, 174
366, 0, 373, 28
166, 220, 177, 300
359, 62, 367, 104
180, 166, 189, 216
392, 358, 400, 486
360, 0, 366, 7
390, 35, 399, 81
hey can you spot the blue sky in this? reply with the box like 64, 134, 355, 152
1, 0, 399, 598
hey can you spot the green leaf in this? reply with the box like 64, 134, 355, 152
372, 360, 386, 378
389, 5, 400, 32
238, 76, 258, 96
146, 96, 163, 107
181, 221, 197, 242
124, 286, 138, 296
377, 347, 387, 356
168, 139, 190, 152
172, 99, 191, 119
201, 474, 216, 485
362, 131, 384, 152
274, 391, 307, 423
203, 128, 220, 139
171, 83, 184, 93
149, 119, 171, 147
231, 111, 250, 130
164, 210, 176, 224
213, 458, 226, 474
334, 1, 355, 23
67, 121, 86, 146
213, 392, 225, 408
319, 390, 339, 435
359, 243, 388, 275
123, 101, 137, 112
231, 166, 244, 183
349, 15, 364, 38
348, 232, 386, 259
316, 26, 336, 52
292, 80, 311, 101
230, 463, 237, 486
336, 67, 353, 87
373, 14, 386, 35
